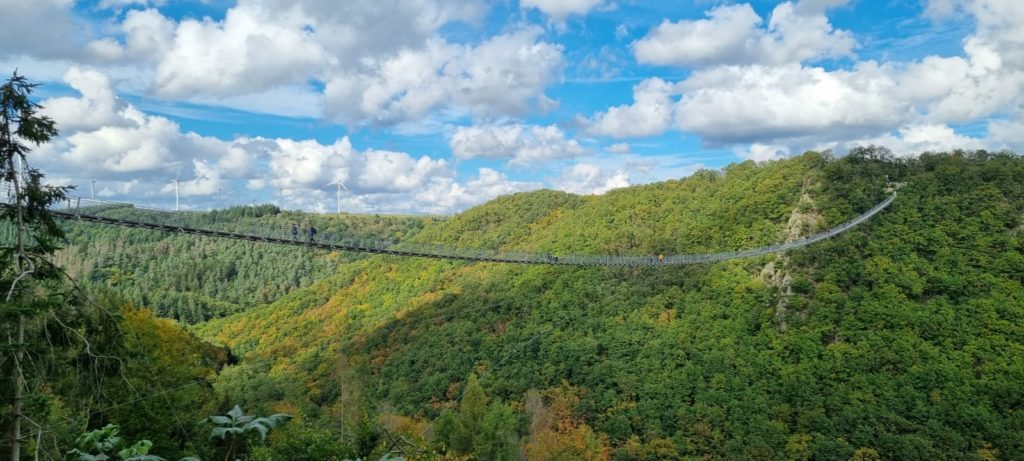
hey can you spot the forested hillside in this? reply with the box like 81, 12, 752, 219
42, 149, 1024, 460
185, 149, 1024, 460
56, 206, 436, 322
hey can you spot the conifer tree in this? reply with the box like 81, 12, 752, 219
452, 373, 486, 454
473, 401, 518, 461
1, 71, 68, 460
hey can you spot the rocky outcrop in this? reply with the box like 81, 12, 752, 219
763, 179, 824, 331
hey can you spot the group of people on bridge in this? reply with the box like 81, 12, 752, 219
291, 223, 317, 243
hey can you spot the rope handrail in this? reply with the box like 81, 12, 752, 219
1, 188, 897, 267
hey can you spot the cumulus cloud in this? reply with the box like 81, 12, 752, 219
151, 4, 327, 98
588, 78, 678, 138
554, 163, 629, 195
606, 143, 630, 154
120, 8, 178, 61
77, 0, 560, 124
414, 168, 540, 213
449, 123, 586, 166
589, 0, 1023, 153
33, 69, 219, 181
31, 68, 542, 213
98, 0, 165, 9
675, 63, 906, 144
40, 68, 126, 132
736, 143, 791, 162
323, 28, 563, 124
632, 1, 855, 68
848, 124, 987, 156
520, 0, 605, 21
988, 114, 1024, 150
0, 0, 80, 59
262, 0, 483, 59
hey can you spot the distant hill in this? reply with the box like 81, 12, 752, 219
56, 205, 437, 322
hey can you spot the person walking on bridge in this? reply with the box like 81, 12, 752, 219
291, 223, 298, 241
308, 224, 317, 243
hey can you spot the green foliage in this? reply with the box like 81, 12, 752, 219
70, 151, 1024, 460
65, 424, 197, 461
431, 410, 458, 454
249, 422, 356, 461
350, 415, 381, 460
473, 401, 518, 461
2, 71, 75, 461
209, 405, 291, 442
57, 211, 436, 322
207, 405, 290, 461
453, 373, 486, 454
0, 289, 227, 460
66, 425, 127, 461
430, 374, 519, 460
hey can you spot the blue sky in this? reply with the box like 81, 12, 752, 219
2, 0, 1021, 213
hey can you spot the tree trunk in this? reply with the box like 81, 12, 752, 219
7, 151, 26, 461
9, 315, 24, 461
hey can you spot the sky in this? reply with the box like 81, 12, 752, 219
1, 0, 1022, 214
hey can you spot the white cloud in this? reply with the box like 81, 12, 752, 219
632, 1, 855, 68
554, 163, 629, 195
361, 150, 450, 193
848, 124, 986, 156
633, 4, 762, 67
615, 24, 630, 40
150, 4, 327, 98
40, 68, 126, 133
736, 143, 790, 162
0, 0, 79, 60
32, 69, 217, 180
74, 0, 559, 124
31, 67, 544, 213
988, 115, 1024, 150
169, 159, 224, 197
414, 168, 540, 212
9, 0, 561, 126
588, 77, 678, 138
654, 0, 1024, 148
606, 143, 630, 154
520, 0, 604, 21
98, 0, 165, 9
263, 0, 484, 60
449, 123, 586, 166
120, 8, 176, 61
675, 63, 906, 144
323, 28, 563, 124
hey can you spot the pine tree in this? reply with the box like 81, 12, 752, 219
473, 401, 518, 461
1, 71, 67, 460
431, 409, 459, 453
452, 373, 486, 454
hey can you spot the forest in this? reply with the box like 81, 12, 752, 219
55, 205, 436, 323
4, 135, 1023, 459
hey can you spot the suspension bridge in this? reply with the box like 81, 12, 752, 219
28, 191, 896, 267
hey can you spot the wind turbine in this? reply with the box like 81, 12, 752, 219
278, 187, 285, 209
327, 178, 349, 214
89, 179, 96, 201
169, 173, 181, 212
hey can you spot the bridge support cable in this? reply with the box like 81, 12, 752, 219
2, 191, 897, 267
